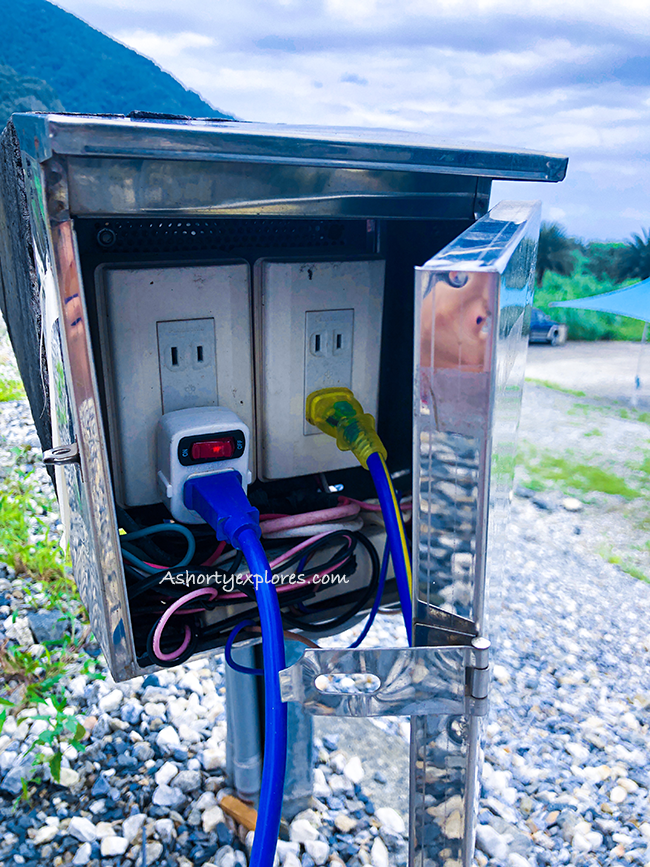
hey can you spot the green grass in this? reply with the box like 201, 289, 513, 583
584, 428, 603, 437
597, 545, 650, 584
0, 378, 25, 401
525, 378, 586, 397
518, 443, 641, 500
0, 447, 77, 604
619, 407, 650, 424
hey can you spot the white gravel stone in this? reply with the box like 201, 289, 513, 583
374, 807, 406, 835
508, 855, 532, 867
343, 755, 364, 784
195, 791, 218, 811
3, 615, 33, 645
173, 769, 201, 792
98, 688, 123, 713
290, 818, 319, 844
305, 841, 329, 865
33, 823, 59, 844
201, 747, 225, 770
156, 725, 181, 752
152, 785, 186, 809
146, 840, 164, 863
276, 841, 300, 863
68, 817, 98, 843
610, 785, 627, 803
72, 843, 92, 866
202, 806, 226, 833
154, 818, 176, 844
57, 767, 80, 787
144, 702, 167, 718
100, 836, 129, 857
178, 723, 202, 743
566, 742, 590, 762
178, 672, 204, 694
122, 813, 146, 843
155, 761, 179, 786
370, 836, 390, 867
476, 825, 509, 861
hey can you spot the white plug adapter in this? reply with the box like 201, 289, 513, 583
157, 407, 252, 524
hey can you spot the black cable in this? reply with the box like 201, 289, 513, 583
126, 550, 244, 600
132, 530, 370, 660
116, 505, 175, 565
145, 618, 200, 668
280, 531, 380, 633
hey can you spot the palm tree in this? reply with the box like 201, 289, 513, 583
617, 228, 650, 282
536, 222, 577, 286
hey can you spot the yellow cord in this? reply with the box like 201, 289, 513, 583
377, 453, 412, 594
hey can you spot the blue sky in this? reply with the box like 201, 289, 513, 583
52, 0, 650, 241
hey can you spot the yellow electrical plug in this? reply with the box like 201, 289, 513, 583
305, 387, 387, 470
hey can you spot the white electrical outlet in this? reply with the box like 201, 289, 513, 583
97, 263, 254, 507
255, 259, 385, 480
303, 309, 354, 435
157, 318, 218, 413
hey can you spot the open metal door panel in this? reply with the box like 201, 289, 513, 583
411, 200, 541, 866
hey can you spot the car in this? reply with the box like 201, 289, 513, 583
529, 308, 567, 345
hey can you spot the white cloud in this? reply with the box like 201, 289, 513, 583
50, 0, 650, 239
115, 29, 215, 60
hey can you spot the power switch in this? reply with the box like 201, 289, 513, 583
191, 438, 236, 461
177, 429, 246, 466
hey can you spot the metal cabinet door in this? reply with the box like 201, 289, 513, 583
411, 200, 541, 867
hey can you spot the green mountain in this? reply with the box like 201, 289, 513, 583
0, 63, 64, 126
0, 0, 230, 124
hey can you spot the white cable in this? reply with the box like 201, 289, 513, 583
262, 517, 364, 539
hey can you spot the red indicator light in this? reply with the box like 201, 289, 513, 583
191, 438, 236, 461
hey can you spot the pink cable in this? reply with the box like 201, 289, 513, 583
217, 532, 353, 599
340, 495, 413, 513
153, 539, 352, 660
269, 533, 330, 567
153, 587, 219, 661
260, 503, 360, 535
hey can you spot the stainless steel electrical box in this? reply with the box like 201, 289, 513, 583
0, 113, 566, 867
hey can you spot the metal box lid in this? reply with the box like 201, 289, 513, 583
10, 113, 567, 182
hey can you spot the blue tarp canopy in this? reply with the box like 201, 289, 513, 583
550, 278, 650, 323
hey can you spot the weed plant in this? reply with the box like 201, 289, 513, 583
0, 379, 25, 402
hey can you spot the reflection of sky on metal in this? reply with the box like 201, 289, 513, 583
50, 0, 650, 240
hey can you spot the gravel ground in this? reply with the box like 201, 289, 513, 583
0, 325, 649, 867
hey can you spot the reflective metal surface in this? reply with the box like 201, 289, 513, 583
412, 201, 540, 866
280, 643, 489, 718
4, 113, 546, 700
13, 115, 568, 181
43, 159, 137, 679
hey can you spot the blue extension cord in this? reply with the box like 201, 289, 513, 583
366, 453, 413, 644
184, 472, 287, 867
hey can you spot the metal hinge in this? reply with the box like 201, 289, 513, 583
279, 637, 490, 719
43, 443, 80, 466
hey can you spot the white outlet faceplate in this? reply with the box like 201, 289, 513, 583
303, 309, 354, 435
97, 263, 254, 507
157, 318, 218, 414
255, 259, 385, 480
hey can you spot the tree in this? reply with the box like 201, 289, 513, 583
583, 241, 625, 282
536, 222, 577, 286
617, 228, 650, 282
